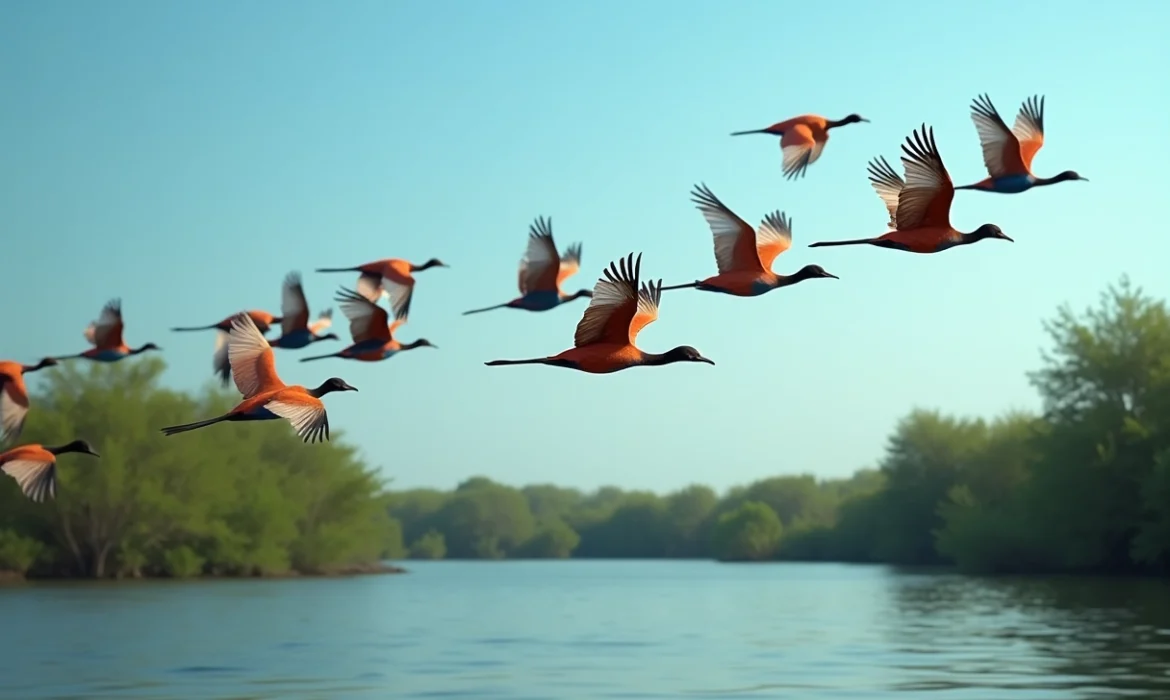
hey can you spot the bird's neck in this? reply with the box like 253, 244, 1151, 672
129, 345, 151, 355
402, 340, 426, 351
22, 359, 53, 373
773, 269, 813, 287
825, 117, 851, 129
1032, 173, 1068, 187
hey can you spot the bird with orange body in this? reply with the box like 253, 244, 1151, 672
808, 125, 1013, 254
731, 113, 868, 180
661, 184, 839, 295
316, 257, 447, 319
0, 439, 100, 503
171, 310, 283, 387
486, 253, 714, 374
160, 313, 357, 442
0, 357, 58, 442
956, 94, 1086, 194
269, 272, 338, 350
301, 287, 437, 362
52, 299, 162, 363
464, 217, 592, 315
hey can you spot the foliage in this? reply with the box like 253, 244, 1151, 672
379, 278, 1170, 576
6, 278, 1166, 577
0, 358, 401, 578
710, 502, 782, 561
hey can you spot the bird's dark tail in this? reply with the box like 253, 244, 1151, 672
170, 324, 218, 332
299, 351, 342, 362
660, 281, 699, 291
808, 238, 877, 248
730, 128, 773, 136
315, 266, 360, 273
462, 302, 510, 316
484, 358, 549, 367
160, 414, 230, 437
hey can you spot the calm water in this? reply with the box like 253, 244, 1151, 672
2, 561, 1170, 699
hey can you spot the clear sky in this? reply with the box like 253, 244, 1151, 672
2, 0, 1168, 494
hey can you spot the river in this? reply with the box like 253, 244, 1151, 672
1, 561, 1168, 699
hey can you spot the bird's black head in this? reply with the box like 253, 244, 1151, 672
798, 264, 840, 280
140, 342, 162, 352
572, 289, 593, 300
410, 339, 438, 350
842, 114, 869, 125
55, 439, 101, 457
973, 223, 1013, 242
665, 345, 715, 366
33, 357, 59, 371
320, 377, 358, 394
318, 332, 340, 342
418, 258, 448, 271
1056, 170, 1088, 183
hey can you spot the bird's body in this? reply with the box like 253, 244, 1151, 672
160, 313, 357, 442
485, 253, 714, 375
731, 113, 868, 180
0, 358, 57, 442
171, 310, 281, 335
300, 287, 436, 363
463, 217, 592, 315
662, 184, 838, 295
53, 299, 161, 363
316, 257, 447, 319
956, 94, 1086, 194
808, 125, 1013, 254
0, 439, 100, 503
269, 272, 338, 350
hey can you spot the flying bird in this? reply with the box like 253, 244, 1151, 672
485, 253, 714, 374
269, 272, 338, 350
301, 287, 437, 362
0, 358, 58, 443
464, 217, 592, 315
808, 125, 1013, 253
956, 94, 1086, 194
171, 311, 283, 387
316, 257, 447, 320
662, 184, 839, 295
731, 113, 869, 180
53, 299, 161, 362
0, 440, 100, 503
160, 313, 357, 443
171, 310, 282, 334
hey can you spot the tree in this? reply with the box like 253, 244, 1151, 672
710, 502, 782, 562
0, 359, 396, 578
409, 530, 447, 559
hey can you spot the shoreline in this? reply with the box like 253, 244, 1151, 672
0, 562, 408, 584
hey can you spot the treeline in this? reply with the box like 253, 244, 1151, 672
0, 359, 400, 579
5, 278, 1167, 578
387, 278, 1170, 575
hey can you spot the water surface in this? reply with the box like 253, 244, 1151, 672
2, 561, 1169, 699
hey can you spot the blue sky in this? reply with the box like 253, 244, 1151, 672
3, 0, 1168, 493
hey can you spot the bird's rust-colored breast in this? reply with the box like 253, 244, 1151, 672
0, 443, 53, 466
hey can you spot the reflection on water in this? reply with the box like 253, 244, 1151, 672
886, 573, 1170, 698
0, 562, 1168, 699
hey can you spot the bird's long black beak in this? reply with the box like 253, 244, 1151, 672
1001, 234, 1015, 242
699, 357, 715, 365
823, 272, 840, 279
85, 448, 101, 458
860, 118, 871, 123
